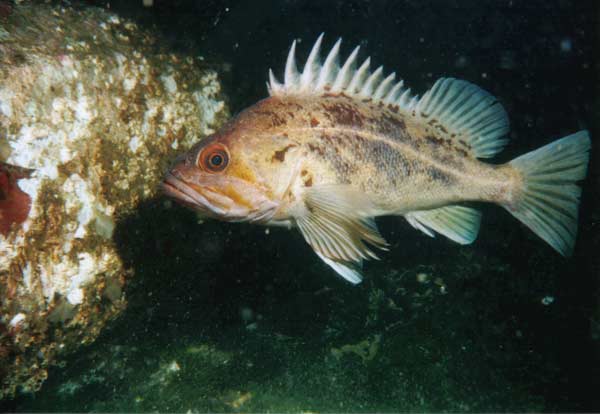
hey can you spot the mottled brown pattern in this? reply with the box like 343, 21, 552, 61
426, 118, 449, 134
319, 132, 343, 152
307, 142, 325, 157
355, 133, 416, 185
424, 134, 447, 147
427, 167, 456, 185
269, 112, 287, 127
311, 130, 417, 188
192, 93, 511, 216
424, 134, 468, 157
321, 101, 365, 127
379, 112, 406, 134
376, 112, 417, 148
455, 147, 468, 157
388, 104, 399, 113
435, 149, 465, 170
247, 99, 311, 130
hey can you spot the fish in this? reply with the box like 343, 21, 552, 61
162, 34, 591, 284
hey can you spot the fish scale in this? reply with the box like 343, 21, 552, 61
249, 94, 491, 212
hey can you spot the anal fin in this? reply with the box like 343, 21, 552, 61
406, 205, 481, 245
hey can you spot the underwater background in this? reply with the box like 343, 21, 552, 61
2, 0, 599, 411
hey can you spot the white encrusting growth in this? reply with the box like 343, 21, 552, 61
9, 313, 26, 327
1, 47, 227, 306
161, 74, 178, 94
62, 173, 112, 240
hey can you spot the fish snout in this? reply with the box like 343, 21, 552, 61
162, 162, 279, 224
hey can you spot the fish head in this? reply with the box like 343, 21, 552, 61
162, 109, 301, 224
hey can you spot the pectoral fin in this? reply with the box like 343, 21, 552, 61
406, 205, 481, 245
315, 253, 363, 285
295, 185, 388, 284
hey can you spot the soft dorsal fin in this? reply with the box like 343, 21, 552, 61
415, 78, 510, 158
268, 34, 510, 159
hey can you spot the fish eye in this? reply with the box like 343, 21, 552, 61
199, 144, 229, 173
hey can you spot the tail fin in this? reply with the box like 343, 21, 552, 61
506, 130, 591, 256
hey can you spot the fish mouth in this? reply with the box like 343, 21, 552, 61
162, 172, 279, 223
162, 172, 225, 217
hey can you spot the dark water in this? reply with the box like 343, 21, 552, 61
5, 0, 600, 411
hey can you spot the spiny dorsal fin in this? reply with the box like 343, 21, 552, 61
267, 33, 419, 113
268, 35, 510, 159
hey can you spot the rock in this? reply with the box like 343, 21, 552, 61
0, 3, 228, 398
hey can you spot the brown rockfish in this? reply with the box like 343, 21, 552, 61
163, 34, 591, 284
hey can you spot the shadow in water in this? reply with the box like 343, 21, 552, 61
109, 196, 359, 344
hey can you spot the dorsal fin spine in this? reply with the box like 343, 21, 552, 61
360, 66, 383, 97
331, 45, 360, 92
347, 57, 371, 94
284, 40, 299, 87
420, 78, 451, 116
373, 73, 396, 100
398, 88, 412, 107
384, 80, 403, 103
300, 33, 324, 90
268, 69, 282, 94
316, 38, 341, 90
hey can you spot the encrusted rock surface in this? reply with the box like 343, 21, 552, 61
0, 3, 228, 397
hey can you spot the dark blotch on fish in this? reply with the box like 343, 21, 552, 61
271, 144, 296, 162
428, 167, 455, 185
308, 142, 326, 157
377, 113, 413, 146
322, 102, 364, 127
425, 134, 469, 158
255, 109, 288, 127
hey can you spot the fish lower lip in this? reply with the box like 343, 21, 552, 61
162, 174, 225, 215
161, 181, 197, 207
